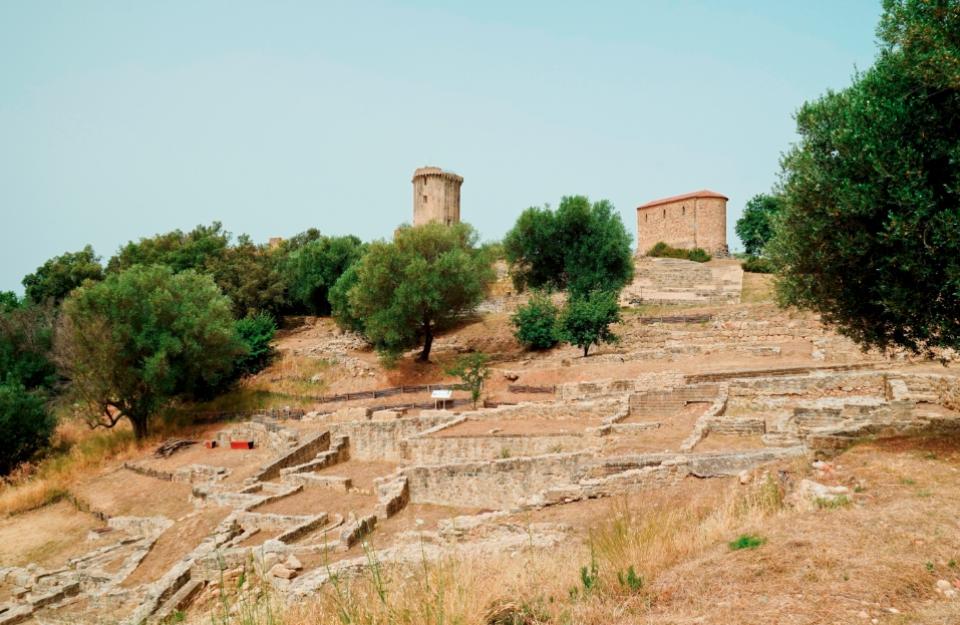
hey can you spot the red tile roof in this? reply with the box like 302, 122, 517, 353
636, 189, 728, 210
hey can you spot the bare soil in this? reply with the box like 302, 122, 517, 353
122, 506, 229, 587
253, 488, 376, 518
0, 500, 109, 567
72, 468, 195, 519
311, 460, 399, 491
431, 417, 600, 437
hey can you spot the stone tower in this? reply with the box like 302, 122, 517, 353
412, 167, 463, 226
635, 189, 728, 256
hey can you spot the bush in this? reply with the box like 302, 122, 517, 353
511, 292, 560, 350
741, 256, 775, 274
686, 248, 712, 263
233, 313, 277, 377
728, 534, 766, 551
0, 382, 56, 475
646, 242, 711, 263
444, 352, 491, 408
558, 291, 621, 357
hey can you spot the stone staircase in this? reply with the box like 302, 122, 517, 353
620, 258, 743, 305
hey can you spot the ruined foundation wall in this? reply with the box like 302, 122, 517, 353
404, 433, 597, 464
330, 414, 460, 461
404, 452, 591, 509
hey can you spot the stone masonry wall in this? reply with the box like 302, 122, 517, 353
330, 413, 460, 461
629, 384, 720, 417
404, 433, 596, 464
636, 196, 727, 255
404, 452, 591, 509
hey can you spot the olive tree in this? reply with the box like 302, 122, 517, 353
56, 265, 244, 439
771, 0, 960, 355
335, 223, 494, 363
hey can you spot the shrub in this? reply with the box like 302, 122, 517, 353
233, 313, 277, 377
558, 291, 621, 357
647, 241, 711, 263
0, 382, 56, 475
728, 534, 766, 551
686, 247, 712, 263
741, 256, 775, 274
511, 292, 560, 350
444, 352, 491, 408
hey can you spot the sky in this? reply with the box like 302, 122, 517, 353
0, 1, 882, 293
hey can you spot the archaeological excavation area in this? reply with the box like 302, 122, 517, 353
3, 271, 960, 625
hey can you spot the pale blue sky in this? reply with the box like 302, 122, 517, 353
0, 1, 880, 292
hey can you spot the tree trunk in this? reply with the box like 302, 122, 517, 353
583, 344, 590, 357
130, 414, 150, 441
418, 322, 433, 362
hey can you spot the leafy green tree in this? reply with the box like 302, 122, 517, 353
337, 223, 494, 363
233, 313, 277, 377
277, 228, 322, 253
208, 236, 288, 318
0, 302, 57, 390
771, 0, 960, 355
109, 224, 290, 318
445, 352, 491, 408
0, 292, 21, 312
0, 382, 56, 475
735, 194, 784, 256
107, 222, 230, 274
22, 245, 103, 305
558, 291, 622, 357
329, 263, 364, 333
504, 196, 634, 297
511, 291, 560, 350
281, 235, 365, 315
56, 265, 244, 439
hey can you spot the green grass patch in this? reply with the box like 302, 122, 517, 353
728, 534, 766, 551
815, 495, 852, 509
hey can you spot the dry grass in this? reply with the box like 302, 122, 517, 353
246, 351, 332, 396
0, 419, 141, 517
740, 272, 775, 304
194, 477, 787, 625
191, 439, 960, 624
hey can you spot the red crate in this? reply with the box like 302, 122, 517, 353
230, 440, 254, 450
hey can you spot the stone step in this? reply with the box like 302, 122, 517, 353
152, 579, 205, 624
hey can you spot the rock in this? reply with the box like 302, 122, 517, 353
310, 374, 323, 383
738, 470, 751, 485
936, 579, 952, 592
856, 610, 868, 619
811, 460, 833, 471
284, 555, 303, 571
262, 553, 279, 571
787, 479, 850, 510
269, 564, 296, 580
503, 372, 519, 382
488, 428, 502, 435
561, 359, 571, 367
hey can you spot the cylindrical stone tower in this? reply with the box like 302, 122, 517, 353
412, 167, 463, 226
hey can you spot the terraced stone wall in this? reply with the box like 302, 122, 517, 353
404, 433, 596, 464
404, 452, 591, 509
330, 413, 460, 461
